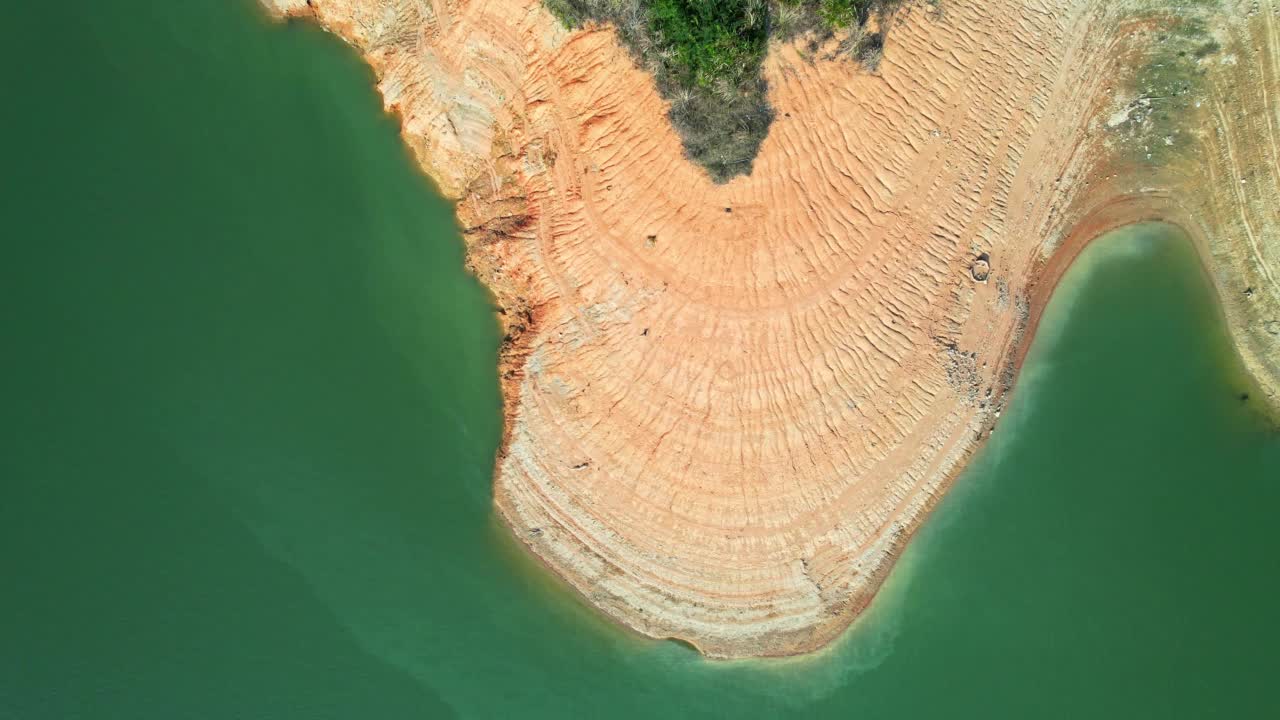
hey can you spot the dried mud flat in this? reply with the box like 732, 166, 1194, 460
261, 0, 1280, 657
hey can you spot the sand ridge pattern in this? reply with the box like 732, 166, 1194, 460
262, 0, 1280, 657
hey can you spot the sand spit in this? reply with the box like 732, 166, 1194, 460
260, 0, 1280, 657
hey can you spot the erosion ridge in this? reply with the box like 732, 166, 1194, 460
261, 0, 1280, 658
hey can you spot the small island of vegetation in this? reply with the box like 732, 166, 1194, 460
544, 0, 901, 181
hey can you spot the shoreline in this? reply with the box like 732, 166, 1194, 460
258, 0, 1280, 659
496, 197, 1238, 660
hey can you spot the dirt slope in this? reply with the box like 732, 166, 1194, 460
261, 0, 1280, 657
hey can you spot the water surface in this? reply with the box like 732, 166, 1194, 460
3, 2, 1279, 718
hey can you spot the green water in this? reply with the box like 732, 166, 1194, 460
4, 2, 1279, 718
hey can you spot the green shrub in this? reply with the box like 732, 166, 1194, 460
544, 0, 901, 182
648, 0, 767, 87
813, 0, 866, 29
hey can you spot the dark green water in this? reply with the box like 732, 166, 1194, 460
4, 2, 1279, 718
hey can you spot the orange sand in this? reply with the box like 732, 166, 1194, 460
261, 0, 1279, 657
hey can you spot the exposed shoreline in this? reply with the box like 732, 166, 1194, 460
259, 0, 1280, 658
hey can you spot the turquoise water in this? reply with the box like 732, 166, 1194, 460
3, 2, 1279, 718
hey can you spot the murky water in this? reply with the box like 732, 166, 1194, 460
4, 3, 1278, 718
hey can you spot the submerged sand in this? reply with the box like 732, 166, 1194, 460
261, 0, 1280, 657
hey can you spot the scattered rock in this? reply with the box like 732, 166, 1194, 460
971, 253, 991, 282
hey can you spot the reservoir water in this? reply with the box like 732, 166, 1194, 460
4, 2, 1279, 717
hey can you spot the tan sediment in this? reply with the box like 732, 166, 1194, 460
259, 0, 1280, 657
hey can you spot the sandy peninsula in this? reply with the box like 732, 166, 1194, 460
260, 0, 1280, 658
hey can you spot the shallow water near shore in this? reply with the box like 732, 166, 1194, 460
4, 2, 1280, 718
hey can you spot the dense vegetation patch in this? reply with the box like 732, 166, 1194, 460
544, 0, 902, 182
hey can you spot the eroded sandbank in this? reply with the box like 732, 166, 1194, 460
260, 0, 1280, 657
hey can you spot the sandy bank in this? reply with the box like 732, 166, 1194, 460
260, 0, 1280, 657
